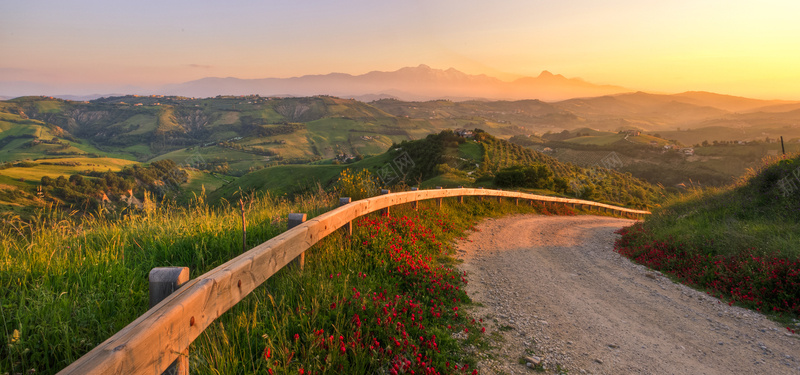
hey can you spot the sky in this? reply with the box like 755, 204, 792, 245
2, 0, 800, 99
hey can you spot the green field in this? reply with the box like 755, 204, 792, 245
565, 133, 625, 145
0, 157, 138, 185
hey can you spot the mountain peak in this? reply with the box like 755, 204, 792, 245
537, 70, 566, 80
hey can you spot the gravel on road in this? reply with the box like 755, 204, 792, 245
456, 215, 799, 375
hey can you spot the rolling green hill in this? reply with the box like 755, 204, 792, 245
615, 154, 800, 320
4, 94, 800, 214
214, 130, 663, 209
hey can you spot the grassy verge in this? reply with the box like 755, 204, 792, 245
1, 190, 582, 374
191, 199, 579, 375
1, 192, 335, 374
614, 155, 800, 328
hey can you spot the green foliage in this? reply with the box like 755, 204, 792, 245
38, 159, 188, 210
389, 130, 467, 183
0, 192, 336, 374
485, 135, 662, 207
615, 154, 800, 319
332, 168, 380, 200
494, 165, 554, 190
0, 181, 584, 374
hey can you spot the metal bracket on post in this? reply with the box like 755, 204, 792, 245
339, 198, 352, 236
410, 187, 418, 210
149, 267, 191, 375
380, 189, 391, 216
288, 213, 307, 270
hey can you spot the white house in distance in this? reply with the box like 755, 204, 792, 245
455, 129, 474, 138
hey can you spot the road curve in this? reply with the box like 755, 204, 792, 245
456, 215, 799, 375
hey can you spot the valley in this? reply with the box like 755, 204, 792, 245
2, 91, 800, 219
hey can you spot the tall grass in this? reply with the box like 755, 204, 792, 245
2, 189, 582, 374
614, 154, 800, 320
1, 191, 336, 374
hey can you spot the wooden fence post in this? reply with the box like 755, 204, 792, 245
457, 186, 464, 204
435, 186, 443, 208
380, 189, 391, 215
478, 187, 484, 201
288, 213, 307, 270
339, 197, 352, 236
149, 267, 191, 375
410, 187, 418, 210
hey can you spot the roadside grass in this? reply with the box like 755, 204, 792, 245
1, 192, 335, 374
1, 187, 587, 374
614, 155, 800, 324
190, 198, 579, 375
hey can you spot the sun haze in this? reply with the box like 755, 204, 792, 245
1, 0, 799, 99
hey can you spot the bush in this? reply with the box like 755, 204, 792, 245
494, 165, 554, 190
333, 169, 380, 201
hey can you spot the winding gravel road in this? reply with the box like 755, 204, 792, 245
456, 215, 799, 375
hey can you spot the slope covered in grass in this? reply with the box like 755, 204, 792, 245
615, 155, 800, 320
387, 130, 662, 208
1, 188, 571, 374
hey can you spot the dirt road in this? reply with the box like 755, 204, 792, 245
456, 215, 799, 374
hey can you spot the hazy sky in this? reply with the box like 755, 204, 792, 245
2, 0, 800, 99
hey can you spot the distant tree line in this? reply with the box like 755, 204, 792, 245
39, 159, 188, 209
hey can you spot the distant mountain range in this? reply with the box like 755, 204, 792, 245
160, 64, 630, 101
1, 65, 631, 102
4, 65, 800, 107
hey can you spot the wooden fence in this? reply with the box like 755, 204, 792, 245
57, 188, 650, 374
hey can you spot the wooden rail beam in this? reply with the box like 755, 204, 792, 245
380, 189, 391, 215
288, 213, 307, 270
148, 267, 190, 375
339, 198, 352, 236
59, 187, 650, 375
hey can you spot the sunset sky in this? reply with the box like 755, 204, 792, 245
2, 0, 800, 99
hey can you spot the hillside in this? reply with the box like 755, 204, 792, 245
4, 93, 800, 214
615, 154, 800, 320
215, 130, 662, 209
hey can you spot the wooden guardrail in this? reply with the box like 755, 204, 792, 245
57, 188, 649, 374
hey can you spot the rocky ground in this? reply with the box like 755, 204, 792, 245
456, 215, 800, 375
